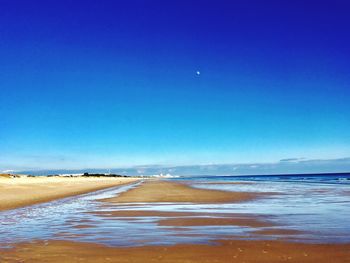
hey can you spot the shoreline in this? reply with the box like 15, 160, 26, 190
1, 179, 349, 262
0, 176, 140, 211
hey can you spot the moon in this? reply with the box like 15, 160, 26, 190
196, 71, 201, 75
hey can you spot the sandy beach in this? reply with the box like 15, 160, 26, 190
3, 0, 350, 261
102, 180, 262, 203
0, 175, 139, 211
1, 179, 349, 262
1, 239, 349, 263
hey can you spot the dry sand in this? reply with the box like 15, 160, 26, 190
0, 176, 139, 211
102, 180, 261, 203
1, 239, 349, 263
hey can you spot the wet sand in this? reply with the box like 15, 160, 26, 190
158, 217, 271, 227
0, 176, 139, 211
2, 180, 349, 262
251, 228, 304, 235
102, 180, 261, 203
1, 239, 349, 263
90, 210, 274, 228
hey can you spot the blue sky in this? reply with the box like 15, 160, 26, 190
0, 1, 349, 172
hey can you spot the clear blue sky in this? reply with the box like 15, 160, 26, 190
0, 0, 349, 171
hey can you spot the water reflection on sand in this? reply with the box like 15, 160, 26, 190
1, 178, 349, 248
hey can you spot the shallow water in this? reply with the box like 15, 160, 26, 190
1, 175, 349, 248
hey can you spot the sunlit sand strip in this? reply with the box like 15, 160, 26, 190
0, 176, 140, 211
101, 180, 263, 203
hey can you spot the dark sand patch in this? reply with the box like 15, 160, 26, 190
158, 217, 271, 228
252, 228, 305, 236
